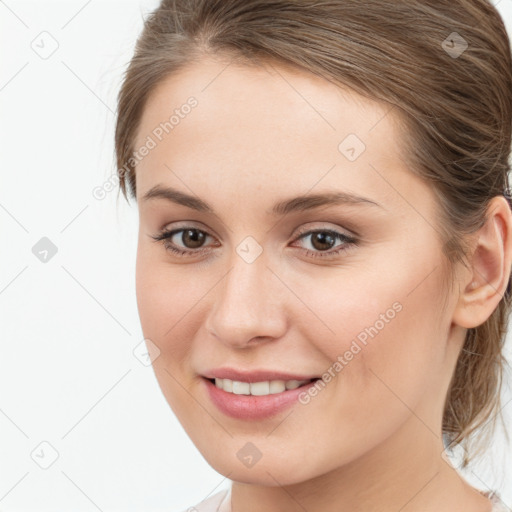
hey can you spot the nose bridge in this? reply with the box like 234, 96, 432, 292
206, 242, 286, 346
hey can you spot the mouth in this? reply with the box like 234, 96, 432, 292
205, 377, 321, 396
202, 375, 321, 420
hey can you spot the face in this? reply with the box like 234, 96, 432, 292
133, 55, 462, 486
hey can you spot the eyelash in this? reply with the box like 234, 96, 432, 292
150, 225, 358, 260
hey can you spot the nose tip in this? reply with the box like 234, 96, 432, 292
204, 260, 287, 348
208, 328, 272, 349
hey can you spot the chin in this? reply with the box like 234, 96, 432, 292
197, 442, 324, 487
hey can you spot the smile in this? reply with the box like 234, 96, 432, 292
211, 378, 317, 396
203, 376, 321, 420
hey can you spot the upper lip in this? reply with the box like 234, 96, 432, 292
202, 367, 320, 383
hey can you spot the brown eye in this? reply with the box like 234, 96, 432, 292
180, 229, 207, 249
151, 227, 214, 257
309, 231, 336, 251
152, 225, 357, 260
293, 228, 358, 260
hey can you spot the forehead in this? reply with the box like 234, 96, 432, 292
133, 55, 414, 209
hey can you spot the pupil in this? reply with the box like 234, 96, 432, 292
312, 232, 334, 251
183, 229, 205, 249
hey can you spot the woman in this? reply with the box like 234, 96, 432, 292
114, 1, 512, 510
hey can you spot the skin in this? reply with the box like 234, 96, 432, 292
132, 55, 512, 512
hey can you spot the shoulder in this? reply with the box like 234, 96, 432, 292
177, 489, 230, 512
482, 490, 509, 512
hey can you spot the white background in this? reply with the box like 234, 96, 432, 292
1, 1, 511, 511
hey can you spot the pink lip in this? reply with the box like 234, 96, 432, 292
202, 377, 318, 420
202, 367, 319, 382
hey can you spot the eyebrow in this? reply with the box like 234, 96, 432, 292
141, 184, 383, 215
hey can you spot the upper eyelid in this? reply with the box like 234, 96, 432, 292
294, 224, 354, 238
161, 221, 218, 239
158, 224, 356, 248
159, 220, 355, 238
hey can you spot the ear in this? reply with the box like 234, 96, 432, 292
452, 195, 512, 329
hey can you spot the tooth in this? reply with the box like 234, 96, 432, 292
214, 378, 311, 395
250, 381, 270, 396
269, 380, 286, 394
285, 380, 302, 390
232, 381, 251, 395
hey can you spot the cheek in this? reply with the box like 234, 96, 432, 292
276, 259, 450, 467
135, 246, 188, 357
135, 243, 217, 373
135, 248, 206, 420
307, 254, 449, 416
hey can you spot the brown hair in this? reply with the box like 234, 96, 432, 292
114, 0, 512, 467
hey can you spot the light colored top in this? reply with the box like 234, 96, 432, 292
180, 487, 509, 511
180, 488, 230, 512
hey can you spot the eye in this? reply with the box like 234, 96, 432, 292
291, 228, 358, 259
150, 225, 358, 259
150, 227, 214, 257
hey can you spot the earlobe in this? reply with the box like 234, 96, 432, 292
452, 195, 512, 330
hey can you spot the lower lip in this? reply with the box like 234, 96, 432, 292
202, 377, 318, 420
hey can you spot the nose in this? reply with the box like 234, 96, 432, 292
204, 252, 288, 348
